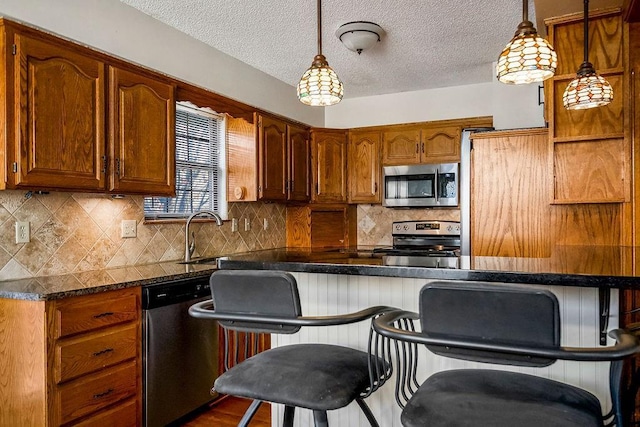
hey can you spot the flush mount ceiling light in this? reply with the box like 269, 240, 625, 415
563, 0, 613, 110
335, 21, 384, 55
496, 0, 557, 84
297, 0, 343, 106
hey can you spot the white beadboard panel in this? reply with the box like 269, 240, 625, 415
269, 273, 619, 427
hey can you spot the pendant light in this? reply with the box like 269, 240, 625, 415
496, 0, 557, 84
562, 0, 613, 110
297, 0, 343, 106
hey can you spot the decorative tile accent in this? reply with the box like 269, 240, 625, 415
357, 205, 461, 246
0, 191, 286, 282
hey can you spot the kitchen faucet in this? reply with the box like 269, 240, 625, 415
184, 210, 223, 262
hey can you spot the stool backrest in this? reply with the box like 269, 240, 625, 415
420, 281, 560, 366
210, 270, 302, 334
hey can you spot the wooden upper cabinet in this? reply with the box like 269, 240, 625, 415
258, 114, 287, 201
422, 126, 461, 162
12, 33, 106, 191
109, 67, 175, 196
311, 129, 347, 203
382, 129, 421, 165
545, 9, 627, 204
382, 125, 461, 165
348, 130, 381, 203
287, 124, 310, 202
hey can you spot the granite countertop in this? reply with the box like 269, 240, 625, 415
216, 246, 640, 289
0, 261, 217, 301
2, 245, 639, 301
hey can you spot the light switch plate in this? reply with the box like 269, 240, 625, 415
15, 221, 30, 243
231, 218, 238, 232
244, 218, 251, 231
121, 220, 137, 238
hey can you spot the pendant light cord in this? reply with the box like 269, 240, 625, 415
583, 0, 589, 64
522, 0, 528, 23
317, 0, 322, 55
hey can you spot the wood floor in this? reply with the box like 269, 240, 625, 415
177, 396, 271, 427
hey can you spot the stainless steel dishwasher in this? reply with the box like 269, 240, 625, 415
142, 275, 218, 427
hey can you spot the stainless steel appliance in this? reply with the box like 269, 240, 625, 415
373, 220, 461, 268
382, 163, 459, 208
142, 276, 218, 427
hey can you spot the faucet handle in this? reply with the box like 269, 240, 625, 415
189, 231, 196, 257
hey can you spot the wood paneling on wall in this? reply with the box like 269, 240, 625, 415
471, 129, 621, 258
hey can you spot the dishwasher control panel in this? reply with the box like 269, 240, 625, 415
142, 275, 211, 310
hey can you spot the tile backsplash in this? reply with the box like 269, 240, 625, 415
357, 204, 460, 246
0, 191, 285, 281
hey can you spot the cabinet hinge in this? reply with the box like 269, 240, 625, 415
12, 162, 17, 173
12, 44, 16, 56
258, 185, 262, 194
101, 156, 107, 174
115, 158, 121, 176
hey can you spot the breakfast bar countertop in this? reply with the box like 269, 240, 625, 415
216, 246, 640, 289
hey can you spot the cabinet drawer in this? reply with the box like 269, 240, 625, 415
56, 361, 137, 425
73, 397, 137, 427
55, 323, 138, 383
54, 289, 139, 338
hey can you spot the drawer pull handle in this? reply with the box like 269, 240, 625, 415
93, 312, 114, 319
93, 348, 114, 357
93, 388, 114, 399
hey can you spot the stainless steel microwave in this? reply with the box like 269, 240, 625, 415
382, 163, 459, 207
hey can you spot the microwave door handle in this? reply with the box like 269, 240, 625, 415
435, 169, 439, 202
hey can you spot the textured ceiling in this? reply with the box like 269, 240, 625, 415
118, 0, 621, 100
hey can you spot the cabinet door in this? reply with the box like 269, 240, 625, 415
287, 124, 310, 202
13, 33, 106, 190
421, 126, 461, 162
109, 66, 175, 195
382, 129, 421, 165
311, 129, 347, 203
348, 131, 381, 203
258, 115, 287, 201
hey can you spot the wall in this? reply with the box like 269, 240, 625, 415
324, 73, 545, 130
0, 0, 324, 127
0, 191, 285, 281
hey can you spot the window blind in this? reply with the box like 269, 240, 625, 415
144, 103, 226, 219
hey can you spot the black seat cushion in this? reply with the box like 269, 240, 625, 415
402, 369, 603, 427
214, 343, 378, 411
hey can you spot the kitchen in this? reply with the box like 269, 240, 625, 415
0, 0, 640, 426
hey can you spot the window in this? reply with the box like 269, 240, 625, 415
144, 102, 227, 220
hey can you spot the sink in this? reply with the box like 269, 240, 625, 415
177, 257, 219, 265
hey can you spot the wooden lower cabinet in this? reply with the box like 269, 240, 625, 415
0, 287, 141, 426
286, 204, 357, 248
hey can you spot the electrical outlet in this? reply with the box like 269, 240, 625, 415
231, 218, 238, 232
15, 221, 30, 244
263, 218, 269, 230
121, 220, 137, 238
244, 218, 251, 231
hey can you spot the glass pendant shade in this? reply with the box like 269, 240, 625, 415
563, 64, 613, 110
297, 0, 343, 106
563, 0, 613, 110
496, 32, 557, 84
297, 54, 344, 106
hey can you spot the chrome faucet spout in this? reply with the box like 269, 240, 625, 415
184, 210, 223, 262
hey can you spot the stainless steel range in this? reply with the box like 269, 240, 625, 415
374, 220, 461, 268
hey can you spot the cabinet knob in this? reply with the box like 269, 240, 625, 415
233, 186, 246, 200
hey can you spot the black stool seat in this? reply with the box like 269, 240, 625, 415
402, 369, 603, 427
215, 343, 376, 411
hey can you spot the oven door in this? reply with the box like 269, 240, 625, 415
383, 163, 459, 207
